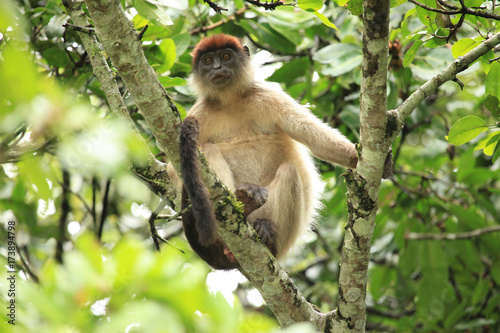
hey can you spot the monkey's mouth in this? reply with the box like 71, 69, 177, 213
211, 74, 231, 84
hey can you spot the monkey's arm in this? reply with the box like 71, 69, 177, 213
278, 101, 358, 168
200, 143, 236, 190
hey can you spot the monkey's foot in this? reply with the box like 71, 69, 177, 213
252, 219, 277, 256
235, 183, 268, 217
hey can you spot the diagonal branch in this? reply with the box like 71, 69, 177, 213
202, 0, 228, 14
191, 5, 249, 35
63, 0, 181, 210
390, 32, 500, 132
81, 0, 326, 329
409, 0, 500, 20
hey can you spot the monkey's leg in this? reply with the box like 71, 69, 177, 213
235, 184, 277, 255
247, 162, 305, 259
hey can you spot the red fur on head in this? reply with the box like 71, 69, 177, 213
192, 34, 246, 67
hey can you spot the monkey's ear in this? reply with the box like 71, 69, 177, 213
243, 45, 250, 57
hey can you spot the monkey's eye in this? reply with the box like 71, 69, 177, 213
204, 57, 212, 64
222, 53, 231, 60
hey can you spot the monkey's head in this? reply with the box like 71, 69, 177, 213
190, 34, 254, 100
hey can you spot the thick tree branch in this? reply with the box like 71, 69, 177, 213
338, 0, 391, 330
63, 0, 181, 210
81, 0, 324, 328
405, 225, 500, 240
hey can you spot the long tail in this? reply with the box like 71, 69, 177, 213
179, 116, 218, 246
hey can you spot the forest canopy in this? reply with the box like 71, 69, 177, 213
1, 0, 499, 332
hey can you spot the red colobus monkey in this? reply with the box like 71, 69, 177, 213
174, 34, 358, 270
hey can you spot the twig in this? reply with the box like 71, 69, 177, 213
409, 0, 500, 20
408, 0, 460, 14
244, 0, 284, 10
62, 22, 95, 34
55, 170, 71, 263
191, 5, 249, 35
405, 225, 500, 240
97, 179, 111, 241
202, 0, 228, 14
16, 243, 39, 283
490, 55, 500, 62
137, 24, 148, 40
148, 200, 187, 253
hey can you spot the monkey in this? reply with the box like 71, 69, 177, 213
173, 34, 360, 270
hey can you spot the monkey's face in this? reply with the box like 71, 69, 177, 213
197, 48, 242, 87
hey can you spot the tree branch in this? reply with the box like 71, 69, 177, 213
244, 0, 284, 10
55, 170, 70, 263
338, 0, 391, 330
81, 0, 325, 328
405, 225, 500, 240
97, 179, 111, 241
63, 0, 181, 210
390, 32, 500, 131
190, 5, 249, 35
409, 0, 500, 20
202, 0, 228, 14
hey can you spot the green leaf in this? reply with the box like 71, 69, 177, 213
492, 141, 500, 163
297, 0, 338, 31
310, 10, 338, 31
158, 76, 187, 87
268, 57, 309, 84
322, 52, 362, 76
471, 278, 490, 305
133, 0, 173, 26
18, 155, 52, 201
475, 131, 500, 156
447, 115, 488, 145
158, 38, 176, 73
297, 0, 323, 10
42, 47, 70, 67
390, 0, 407, 7
485, 61, 500, 99
451, 38, 478, 59
484, 94, 500, 118
313, 43, 360, 63
403, 40, 423, 67
415, 0, 437, 24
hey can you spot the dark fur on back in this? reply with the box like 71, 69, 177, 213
179, 116, 217, 246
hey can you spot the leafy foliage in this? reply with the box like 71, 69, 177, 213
1, 0, 499, 332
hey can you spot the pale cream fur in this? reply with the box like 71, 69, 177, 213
175, 77, 357, 258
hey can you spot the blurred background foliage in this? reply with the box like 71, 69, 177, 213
0, 0, 499, 332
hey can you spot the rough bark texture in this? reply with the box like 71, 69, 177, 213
81, 0, 322, 328
64, 0, 181, 209
336, 0, 391, 331
75, 0, 500, 330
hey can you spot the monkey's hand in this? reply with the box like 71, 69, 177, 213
235, 183, 268, 218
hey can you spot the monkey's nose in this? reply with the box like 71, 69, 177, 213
213, 58, 222, 69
